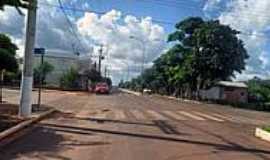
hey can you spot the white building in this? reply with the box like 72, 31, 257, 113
34, 50, 92, 87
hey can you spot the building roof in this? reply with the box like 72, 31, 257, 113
217, 81, 247, 88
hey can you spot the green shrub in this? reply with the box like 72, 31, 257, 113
59, 67, 79, 89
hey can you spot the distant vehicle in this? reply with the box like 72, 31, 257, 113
95, 82, 110, 94
143, 88, 152, 94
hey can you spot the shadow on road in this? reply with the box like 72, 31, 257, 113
75, 117, 155, 127
179, 121, 270, 160
0, 126, 110, 160
0, 126, 66, 160
153, 120, 181, 135
41, 123, 270, 156
71, 117, 184, 135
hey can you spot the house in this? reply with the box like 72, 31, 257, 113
199, 81, 248, 103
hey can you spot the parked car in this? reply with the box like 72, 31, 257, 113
95, 82, 110, 94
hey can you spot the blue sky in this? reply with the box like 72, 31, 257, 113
61, 0, 205, 33
1, 0, 270, 84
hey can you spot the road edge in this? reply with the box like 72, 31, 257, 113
156, 94, 203, 104
255, 127, 270, 143
119, 88, 141, 96
119, 88, 202, 104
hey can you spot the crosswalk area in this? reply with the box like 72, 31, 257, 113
88, 109, 233, 123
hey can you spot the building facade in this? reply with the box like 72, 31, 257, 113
34, 50, 92, 87
199, 81, 248, 103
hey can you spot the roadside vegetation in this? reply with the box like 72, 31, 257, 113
120, 17, 248, 99
60, 67, 81, 90
0, 33, 20, 132
34, 61, 54, 85
264, 127, 270, 133
60, 67, 112, 91
0, 33, 19, 103
246, 77, 270, 111
120, 17, 270, 112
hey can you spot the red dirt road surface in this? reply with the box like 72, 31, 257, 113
1, 88, 270, 160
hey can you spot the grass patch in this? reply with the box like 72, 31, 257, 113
263, 127, 270, 133
214, 100, 270, 112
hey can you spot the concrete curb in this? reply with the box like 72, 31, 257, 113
0, 108, 56, 143
119, 88, 141, 96
120, 88, 203, 105
155, 94, 203, 105
255, 127, 270, 142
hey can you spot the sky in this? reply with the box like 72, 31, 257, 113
0, 0, 270, 84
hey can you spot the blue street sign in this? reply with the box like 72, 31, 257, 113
34, 48, 45, 55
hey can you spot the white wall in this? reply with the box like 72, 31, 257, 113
34, 54, 79, 86
199, 87, 221, 100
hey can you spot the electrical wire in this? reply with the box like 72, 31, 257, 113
57, 0, 87, 53
39, 1, 269, 40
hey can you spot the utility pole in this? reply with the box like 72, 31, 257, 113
126, 66, 130, 81
33, 48, 45, 111
104, 66, 107, 78
0, 70, 4, 103
98, 45, 104, 74
107, 68, 110, 77
19, 0, 37, 118
37, 51, 44, 110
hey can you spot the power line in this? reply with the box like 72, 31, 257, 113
38, 1, 175, 26
57, 0, 87, 53
40, 1, 270, 27
39, 1, 270, 40
139, 0, 200, 9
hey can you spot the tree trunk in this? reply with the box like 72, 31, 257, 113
0, 70, 4, 103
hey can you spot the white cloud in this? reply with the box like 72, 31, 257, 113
0, 1, 166, 84
203, 0, 221, 12
0, 0, 93, 57
77, 10, 166, 84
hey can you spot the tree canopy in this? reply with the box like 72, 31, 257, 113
0, 0, 29, 15
0, 34, 18, 72
121, 17, 249, 98
34, 61, 54, 84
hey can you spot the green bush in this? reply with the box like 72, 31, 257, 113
263, 127, 270, 133
59, 67, 79, 90
34, 61, 54, 85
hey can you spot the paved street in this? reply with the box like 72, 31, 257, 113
1, 89, 270, 160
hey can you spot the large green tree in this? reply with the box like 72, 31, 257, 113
0, 34, 18, 102
128, 17, 249, 99
168, 17, 249, 97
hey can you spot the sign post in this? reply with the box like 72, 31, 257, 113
34, 48, 45, 110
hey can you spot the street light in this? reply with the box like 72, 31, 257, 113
129, 36, 146, 74
122, 61, 130, 82
129, 35, 162, 93
129, 36, 162, 73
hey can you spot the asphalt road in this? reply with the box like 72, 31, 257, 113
1, 89, 270, 160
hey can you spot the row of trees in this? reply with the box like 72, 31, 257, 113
60, 67, 112, 90
120, 17, 249, 99
0, 32, 57, 102
248, 77, 270, 104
